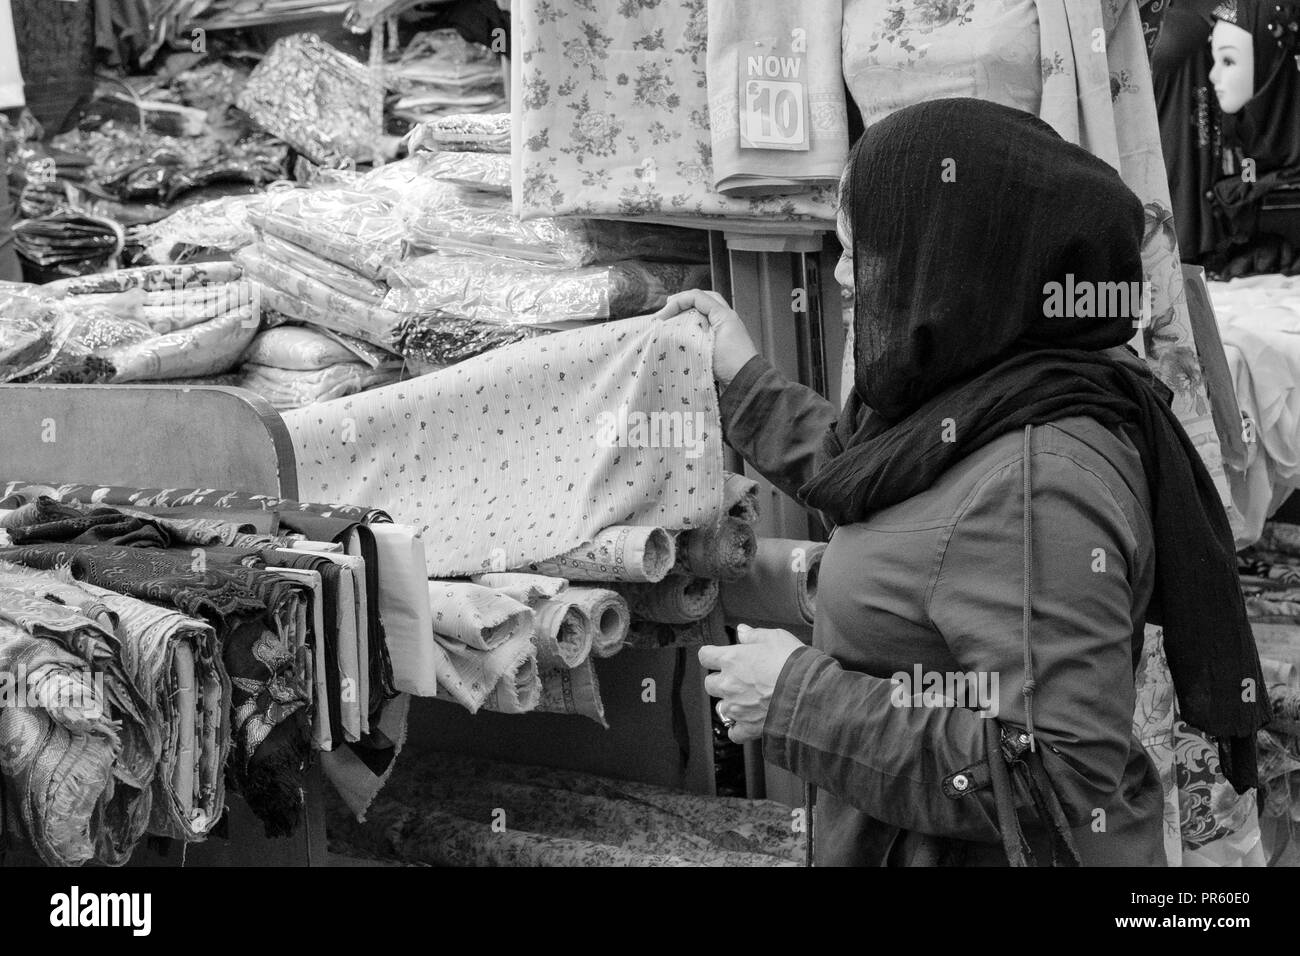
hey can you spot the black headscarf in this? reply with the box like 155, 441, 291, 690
801, 98, 1269, 792
1211, 0, 1300, 237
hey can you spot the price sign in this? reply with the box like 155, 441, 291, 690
738, 47, 809, 151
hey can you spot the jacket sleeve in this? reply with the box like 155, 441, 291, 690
762, 446, 1144, 841
718, 354, 838, 503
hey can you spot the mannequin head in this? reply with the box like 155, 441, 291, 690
1210, 19, 1255, 114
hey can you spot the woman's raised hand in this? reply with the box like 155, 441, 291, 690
651, 289, 759, 389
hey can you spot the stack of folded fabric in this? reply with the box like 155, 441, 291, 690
388, 30, 505, 125
236, 324, 403, 410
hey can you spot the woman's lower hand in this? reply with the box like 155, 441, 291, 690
650, 289, 759, 389
699, 624, 804, 743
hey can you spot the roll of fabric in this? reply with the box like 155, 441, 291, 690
672, 518, 756, 581
531, 596, 594, 669
470, 571, 567, 606
427, 581, 534, 652
536, 659, 607, 727
720, 538, 825, 628
481, 653, 542, 714
433, 631, 537, 714
706, 0, 848, 196
564, 586, 629, 659
0, 618, 120, 866
617, 576, 719, 624
519, 525, 676, 583
723, 471, 760, 522
625, 603, 727, 650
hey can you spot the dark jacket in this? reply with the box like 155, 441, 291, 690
720, 354, 1167, 866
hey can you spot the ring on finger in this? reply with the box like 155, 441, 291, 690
716, 700, 736, 730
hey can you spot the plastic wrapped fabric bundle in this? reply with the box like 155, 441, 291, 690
237, 362, 402, 410
259, 234, 388, 304
389, 30, 505, 122
517, 525, 676, 583
393, 314, 539, 366
104, 305, 257, 382
355, 153, 459, 205
722, 471, 760, 522
41, 261, 242, 295
13, 210, 122, 276
251, 186, 406, 281
236, 33, 382, 166
140, 194, 266, 264
16, 305, 155, 384
243, 326, 366, 371
536, 658, 607, 727
720, 538, 825, 629
406, 189, 711, 266
425, 581, 534, 652
384, 255, 710, 324
138, 281, 254, 333
423, 150, 511, 194
563, 587, 630, 659
409, 112, 511, 153
530, 596, 593, 669
670, 517, 756, 581
236, 245, 406, 349
617, 576, 719, 624
469, 571, 567, 606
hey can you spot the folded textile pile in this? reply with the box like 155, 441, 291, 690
325, 750, 801, 867
236, 325, 402, 410
23, 262, 258, 383
237, 33, 383, 167
13, 211, 122, 278
513, 0, 837, 230
1209, 274, 1300, 546
408, 112, 511, 153
389, 30, 506, 124
0, 571, 156, 866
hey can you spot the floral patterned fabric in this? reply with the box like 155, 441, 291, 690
283, 314, 725, 578
513, 0, 837, 230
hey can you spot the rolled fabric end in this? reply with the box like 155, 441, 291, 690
470, 571, 568, 606
720, 538, 826, 628
518, 525, 676, 583
564, 586, 630, 659
482, 653, 542, 714
723, 471, 760, 523
617, 576, 719, 624
427, 581, 534, 651
532, 597, 594, 668
672, 517, 756, 581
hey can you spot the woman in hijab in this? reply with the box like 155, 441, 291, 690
655, 98, 1270, 866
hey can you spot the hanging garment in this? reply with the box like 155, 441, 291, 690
706, 0, 848, 196
512, 0, 837, 230
283, 314, 725, 578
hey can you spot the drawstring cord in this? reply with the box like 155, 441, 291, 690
1021, 425, 1037, 752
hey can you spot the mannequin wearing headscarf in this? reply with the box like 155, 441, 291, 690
1147, 0, 1226, 262
800, 98, 1270, 792
1210, 0, 1300, 253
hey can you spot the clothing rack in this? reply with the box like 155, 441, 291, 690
0, 383, 327, 866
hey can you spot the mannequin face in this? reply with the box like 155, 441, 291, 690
1209, 20, 1255, 114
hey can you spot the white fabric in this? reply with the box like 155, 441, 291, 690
285, 314, 725, 578
368, 524, 438, 697
1210, 275, 1300, 545
0, 1, 24, 110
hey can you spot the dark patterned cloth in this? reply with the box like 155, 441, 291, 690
0, 543, 312, 836
0, 481, 391, 524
